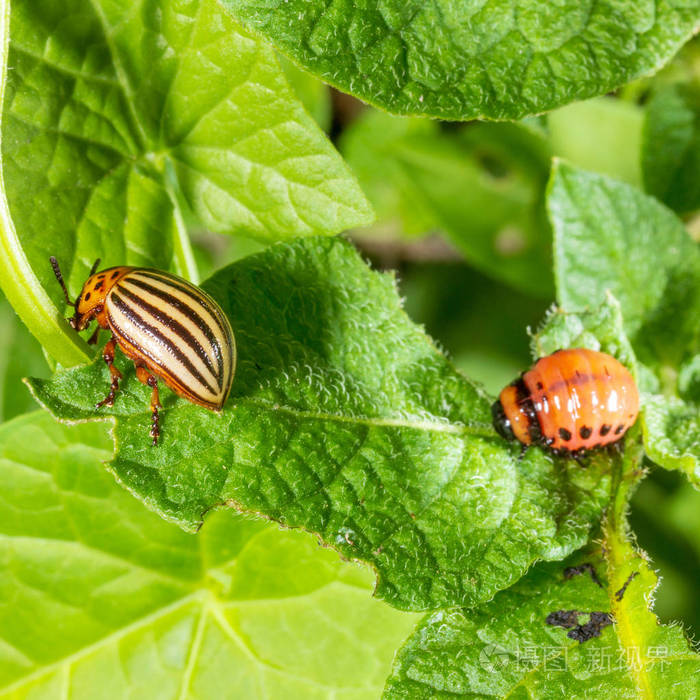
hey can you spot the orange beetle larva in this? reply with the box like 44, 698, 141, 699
492, 348, 639, 455
50, 257, 236, 445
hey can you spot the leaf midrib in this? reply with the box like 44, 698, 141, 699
0, 577, 382, 696
238, 396, 494, 436
0, 592, 204, 695
85, 0, 147, 153
27, 377, 498, 440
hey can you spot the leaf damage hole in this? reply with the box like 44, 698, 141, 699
614, 571, 639, 602
563, 562, 603, 587
545, 610, 614, 643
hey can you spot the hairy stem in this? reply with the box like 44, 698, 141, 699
0, 0, 91, 367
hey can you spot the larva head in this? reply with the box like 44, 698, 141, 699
50, 257, 129, 331
491, 397, 515, 441
491, 383, 533, 446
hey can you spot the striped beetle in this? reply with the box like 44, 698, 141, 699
50, 257, 236, 445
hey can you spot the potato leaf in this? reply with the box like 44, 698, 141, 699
548, 161, 700, 367
531, 294, 637, 374
0, 0, 371, 365
384, 438, 700, 698
642, 84, 700, 214
383, 546, 699, 698
548, 97, 644, 187
220, 0, 700, 120
27, 237, 610, 611
642, 394, 700, 484
0, 411, 418, 698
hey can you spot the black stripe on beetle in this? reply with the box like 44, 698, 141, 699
109, 293, 221, 396
125, 275, 226, 379
115, 284, 218, 376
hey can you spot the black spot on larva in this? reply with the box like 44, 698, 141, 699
111, 271, 120, 279
536, 381, 544, 390
600, 424, 612, 436
94, 281, 103, 291
558, 427, 572, 441
84, 292, 91, 301
614, 424, 625, 435
97, 274, 105, 280
579, 426, 592, 439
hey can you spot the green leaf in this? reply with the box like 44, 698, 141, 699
548, 97, 644, 187
340, 112, 440, 239
548, 161, 700, 369
384, 442, 700, 699
383, 547, 699, 698
0, 411, 419, 698
27, 236, 610, 611
0, 291, 47, 422
531, 294, 637, 376
341, 111, 553, 297
679, 354, 700, 404
641, 393, 700, 484
219, 0, 700, 120
642, 84, 700, 213
0, 0, 371, 364
278, 55, 332, 132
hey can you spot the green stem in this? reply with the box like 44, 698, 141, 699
163, 158, 199, 284
603, 433, 653, 698
0, 0, 91, 367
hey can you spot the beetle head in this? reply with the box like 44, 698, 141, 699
50, 256, 101, 330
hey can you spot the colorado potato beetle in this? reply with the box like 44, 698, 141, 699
492, 348, 639, 455
50, 257, 236, 445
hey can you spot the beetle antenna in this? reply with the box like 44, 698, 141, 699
49, 256, 75, 307
89, 257, 101, 277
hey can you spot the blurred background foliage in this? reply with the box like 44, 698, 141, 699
2, 35, 699, 643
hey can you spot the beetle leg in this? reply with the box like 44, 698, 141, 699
135, 365, 162, 446
87, 326, 101, 345
96, 336, 122, 408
